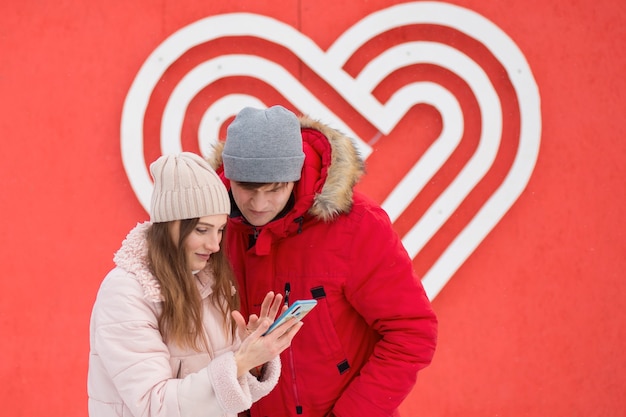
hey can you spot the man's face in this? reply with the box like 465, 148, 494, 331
230, 181, 295, 226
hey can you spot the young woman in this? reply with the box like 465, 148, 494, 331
88, 152, 302, 417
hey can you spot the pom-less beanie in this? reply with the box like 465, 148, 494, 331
222, 105, 305, 183
149, 152, 230, 223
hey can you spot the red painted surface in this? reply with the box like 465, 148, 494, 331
1, 1, 624, 416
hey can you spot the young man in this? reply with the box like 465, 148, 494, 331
210, 105, 438, 417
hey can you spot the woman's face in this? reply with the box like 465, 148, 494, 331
172, 214, 228, 272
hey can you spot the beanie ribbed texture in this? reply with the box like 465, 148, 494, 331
223, 105, 305, 183
150, 152, 230, 223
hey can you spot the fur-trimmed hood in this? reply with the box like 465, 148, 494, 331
208, 114, 365, 222
113, 222, 163, 303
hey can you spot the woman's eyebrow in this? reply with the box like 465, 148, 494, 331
197, 221, 227, 228
197, 221, 215, 227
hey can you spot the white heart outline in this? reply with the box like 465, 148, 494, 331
121, 1, 541, 299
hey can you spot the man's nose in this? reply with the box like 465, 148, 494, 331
249, 193, 267, 210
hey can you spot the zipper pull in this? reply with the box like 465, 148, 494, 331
294, 216, 304, 234
248, 227, 260, 249
284, 282, 291, 307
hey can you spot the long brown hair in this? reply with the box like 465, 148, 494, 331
146, 218, 239, 351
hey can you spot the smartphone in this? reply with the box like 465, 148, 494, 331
263, 299, 317, 335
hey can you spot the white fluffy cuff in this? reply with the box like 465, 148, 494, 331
246, 356, 281, 402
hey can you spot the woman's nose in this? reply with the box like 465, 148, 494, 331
204, 233, 221, 252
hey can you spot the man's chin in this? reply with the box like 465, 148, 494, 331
244, 213, 272, 227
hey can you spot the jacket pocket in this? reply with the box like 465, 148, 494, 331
307, 286, 346, 359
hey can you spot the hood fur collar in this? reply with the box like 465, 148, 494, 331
113, 222, 163, 302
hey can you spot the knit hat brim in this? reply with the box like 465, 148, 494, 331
149, 152, 230, 223
150, 185, 230, 223
222, 154, 304, 183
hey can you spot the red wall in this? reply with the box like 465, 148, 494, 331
1, 1, 624, 416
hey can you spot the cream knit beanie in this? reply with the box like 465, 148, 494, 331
149, 152, 230, 223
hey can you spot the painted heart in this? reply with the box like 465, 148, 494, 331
121, 1, 541, 299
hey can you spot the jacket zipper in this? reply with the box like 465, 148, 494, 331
288, 346, 303, 414
284, 281, 302, 414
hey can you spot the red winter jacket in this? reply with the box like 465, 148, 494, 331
210, 115, 437, 417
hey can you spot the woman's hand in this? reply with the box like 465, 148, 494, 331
232, 291, 286, 341
232, 314, 303, 378
231, 292, 303, 378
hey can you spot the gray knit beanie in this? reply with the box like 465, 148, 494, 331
223, 105, 305, 183
149, 152, 230, 223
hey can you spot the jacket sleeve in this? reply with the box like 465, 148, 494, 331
332, 204, 438, 417
243, 356, 281, 402
178, 355, 281, 416
92, 270, 277, 417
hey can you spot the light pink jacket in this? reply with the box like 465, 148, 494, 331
88, 222, 280, 417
